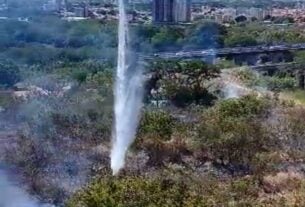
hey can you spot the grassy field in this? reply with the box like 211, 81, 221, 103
0, 92, 13, 108
281, 89, 305, 105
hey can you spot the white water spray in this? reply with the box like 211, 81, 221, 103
111, 0, 143, 175
0, 170, 39, 207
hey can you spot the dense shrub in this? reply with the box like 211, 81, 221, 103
139, 110, 175, 141
67, 175, 204, 207
195, 95, 274, 169
231, 68, 297, 91
136, 110, 189, 166
232, 67, 260, 87
265, 76, 297, 91
0, 61, 20, 87
272, 107, 305, 159
66, 175, 208, 207
69, 174, 297, 207
225, 34, 258, 47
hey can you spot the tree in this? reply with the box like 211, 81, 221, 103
251, 17, 258, 22
0, 61, 20, 87
151, 26, 184, 51
184, 21, 227, 49
225, 34, 258, 47
148, 60, 220, 107
235, 15, 248, 23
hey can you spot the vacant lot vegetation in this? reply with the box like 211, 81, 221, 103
64, 90, 305, 206
2, 15, 305, 206
1, 55, 304, 206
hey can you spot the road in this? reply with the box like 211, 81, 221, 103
143, 43, 305, 60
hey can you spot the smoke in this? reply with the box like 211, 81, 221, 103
0, 74, 99, 205
0, 169, 39, 207
111, 0, 143, 175
216, 69, 254, 99
223, 82, 250, 99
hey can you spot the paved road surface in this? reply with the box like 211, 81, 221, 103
142, 43, 305, 60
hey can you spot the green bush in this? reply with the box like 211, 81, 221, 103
225, 34, 258, 47
66, 175, 202, 207
232, 67, 260, 87
232, 68, 296, 91
66, 174, 266, 207
138, 110, 175, 141
0, 61, 20, 87
72, 70, 88, 84
136, 110, 194, 166
278, 107, 305, 158
265, 76, 296, 91
196, 95, 274, 167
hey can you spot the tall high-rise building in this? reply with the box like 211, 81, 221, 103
153, 0, 191, 23
153, 0, 174, 23
174, 0, 191, 22
56, 0, 67, 12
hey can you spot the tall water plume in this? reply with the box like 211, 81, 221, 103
111, 0, 143, 175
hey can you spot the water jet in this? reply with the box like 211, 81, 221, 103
111, 0, 143, 175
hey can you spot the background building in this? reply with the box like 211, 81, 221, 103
153, 0, 174, 23
153, 0, 191, 23
174, 0, 191, 22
